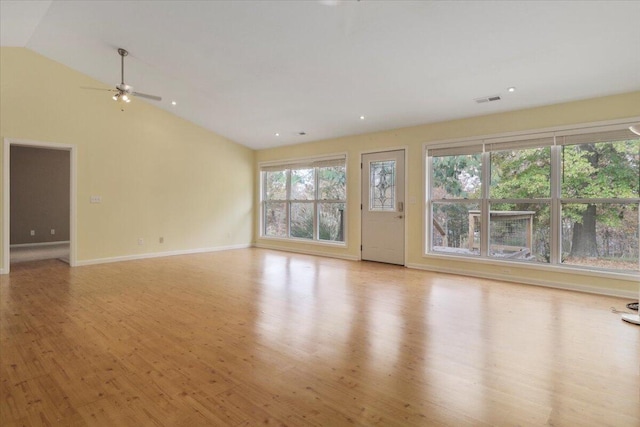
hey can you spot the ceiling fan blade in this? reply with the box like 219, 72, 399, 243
81, 86, 116, 92
133, 91, 162, 101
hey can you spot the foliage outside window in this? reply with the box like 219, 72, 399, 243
427, 127, 639, 272
262, 157, 346, 243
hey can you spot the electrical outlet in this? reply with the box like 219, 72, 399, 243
30, 230, 35, 236
51, 229, 56, 235
159, 237, 164, 244
90, 195, 102, 204
138, 238, 144, 245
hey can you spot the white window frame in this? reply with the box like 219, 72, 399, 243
260, 154, 347, 245
425, 118, 640, 274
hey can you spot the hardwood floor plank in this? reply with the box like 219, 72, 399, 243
215, 386, 318, 427
1, 250, 638, 426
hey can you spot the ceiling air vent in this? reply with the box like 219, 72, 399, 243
475, 95, 502, 104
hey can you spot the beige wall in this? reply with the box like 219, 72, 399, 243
10, 145, 70, 244
0, 48, 254, 269
1, 47, 638, 295
255, 91, 640, 296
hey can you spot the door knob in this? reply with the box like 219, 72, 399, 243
395, 215, 404, 219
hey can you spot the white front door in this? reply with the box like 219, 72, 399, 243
361, 150, 405, 265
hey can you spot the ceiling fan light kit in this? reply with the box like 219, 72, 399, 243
112, 92, 130, 103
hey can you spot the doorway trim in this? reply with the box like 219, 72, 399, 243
2, 138, 77, 274
360, 146, 408, 265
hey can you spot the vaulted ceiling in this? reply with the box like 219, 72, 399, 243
1, 1, 639, 149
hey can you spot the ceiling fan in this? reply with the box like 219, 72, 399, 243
84, 48, 162, 104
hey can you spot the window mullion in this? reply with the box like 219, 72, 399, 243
286, 169, 291, 238
426, 156, 433, 253
314, 167, 319, 240
480, 151, 490, 257
550, 145, 561, 265
261, 172, 265, 236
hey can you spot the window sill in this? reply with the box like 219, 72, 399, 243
258, 236, 347, 248
422, 251, 639, 281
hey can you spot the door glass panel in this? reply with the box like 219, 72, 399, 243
370, 160, 396, 211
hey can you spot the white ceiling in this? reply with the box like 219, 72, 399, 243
1, 1, 639, 150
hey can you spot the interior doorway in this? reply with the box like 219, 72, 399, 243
2, 139, 76, 273
361, 149, 405, 265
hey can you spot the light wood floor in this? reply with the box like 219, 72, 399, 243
1, 249, 638, 426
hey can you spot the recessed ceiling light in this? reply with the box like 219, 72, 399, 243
360, 115, 365, 120
275, 133, 280, 137
507, 87, 516, 93
171, 101, 177, 105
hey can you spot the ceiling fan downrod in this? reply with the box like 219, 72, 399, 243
118, 48, 128, 85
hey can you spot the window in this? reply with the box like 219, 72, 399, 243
427, 126, 640, 272
261, 156, 346, 243
429, 148, 482, 256
559, 131, 639, 270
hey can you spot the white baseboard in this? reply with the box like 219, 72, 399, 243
406, 262, 638, 299
0, 268, 6, 275
254, 242, 360, 261
10, 241, 70, 248
75, 243, 252, 267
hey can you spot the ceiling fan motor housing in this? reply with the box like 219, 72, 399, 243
116, 83, 133, 93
